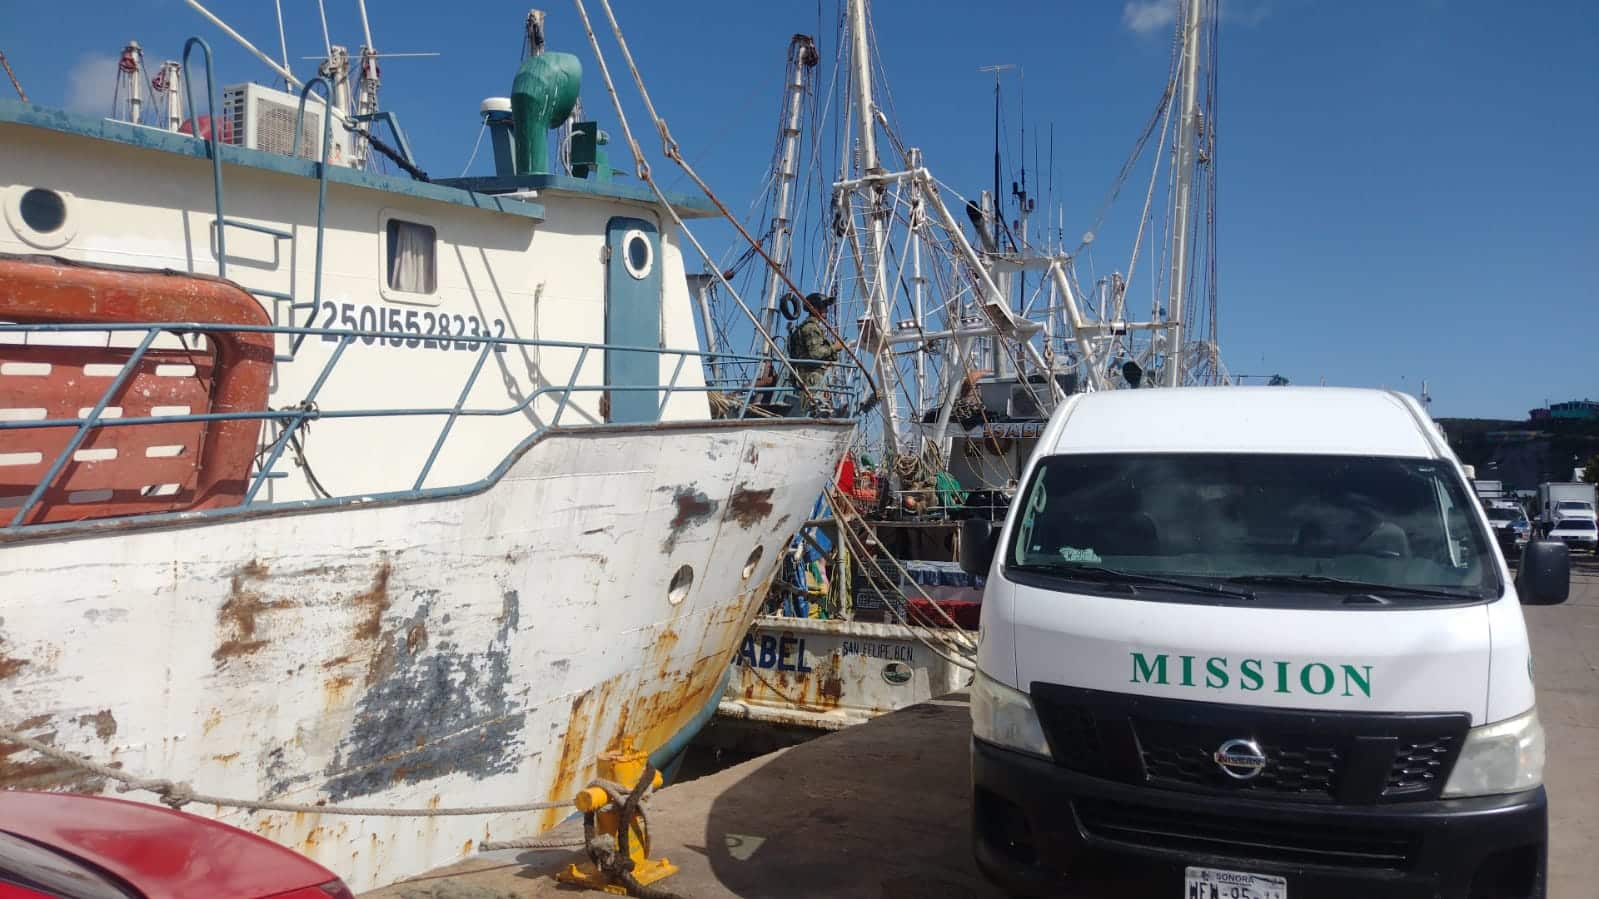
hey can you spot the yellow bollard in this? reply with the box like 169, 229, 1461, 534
557, 747, 678, 895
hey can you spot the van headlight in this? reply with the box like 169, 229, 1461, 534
971, 668, 1052, 759
1442, 709, 1545, 797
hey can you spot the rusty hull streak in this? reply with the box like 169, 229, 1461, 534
738, 647, 848, 713
0, 647, 25, 680
75, 710, 117, 741
660, 485, 718, 552
544, 688, 595, 830
725, 484, 775, 528
213, 559, 290, 665
352, 560, 394, 641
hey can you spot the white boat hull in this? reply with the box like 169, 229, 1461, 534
719, 615, 972, 731
0, 418, 852, 892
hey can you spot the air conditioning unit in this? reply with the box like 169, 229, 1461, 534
220, 82, 356, 167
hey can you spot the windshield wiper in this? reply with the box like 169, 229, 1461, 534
1013, 562, 1255, 600
1222, 574, 1480, 600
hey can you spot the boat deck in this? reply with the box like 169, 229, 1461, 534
362, 566, 1599, 898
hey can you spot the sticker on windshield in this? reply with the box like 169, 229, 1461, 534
1059, 546, 1101, 563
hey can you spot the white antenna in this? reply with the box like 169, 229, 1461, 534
315, 0, 333, 60
184, 1, 303, 92
357, 0, 375, 51
274, 0, 291, 91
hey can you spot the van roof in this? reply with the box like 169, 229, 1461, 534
1049, 387, 1440, 458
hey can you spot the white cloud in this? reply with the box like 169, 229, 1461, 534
1123, 0, 1274, 36
1123, 0, 1179, 35
65, 54, 120, 116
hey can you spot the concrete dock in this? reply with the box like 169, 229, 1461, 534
366, 567, 1599, 898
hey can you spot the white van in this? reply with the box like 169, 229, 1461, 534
961, 387, 1570, 899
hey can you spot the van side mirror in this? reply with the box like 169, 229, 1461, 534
960, 518, 998, 577
1517, 540, 1570, 605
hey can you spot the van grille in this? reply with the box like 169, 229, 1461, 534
1137, 720, 1343, 798
1385, 735, 1458, 795
1031, 684, 1470, 804
1074, 799, 1416, 870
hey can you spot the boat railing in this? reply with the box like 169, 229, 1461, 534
0, 319, 849, 535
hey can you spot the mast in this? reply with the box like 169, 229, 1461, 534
758, 35, 819, 344
847, 0, 900, 455
991, 75, 1001, 250
352, 0, 379, 170
116, 41, 145, 124
151, 60, 182, 131
907, 147, 927, 420
1163, 0, 1203, 386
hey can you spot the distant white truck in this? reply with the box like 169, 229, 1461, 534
1538, 482, 1597, 530
1474, 479, 1506, 500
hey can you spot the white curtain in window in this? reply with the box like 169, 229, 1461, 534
388, 221, 435, 293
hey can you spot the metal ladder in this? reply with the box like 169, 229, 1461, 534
181, 38, 332, 364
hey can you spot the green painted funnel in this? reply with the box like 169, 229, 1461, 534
511, 51, 581, 175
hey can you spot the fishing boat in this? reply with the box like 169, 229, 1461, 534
0, 5, 853, 891
711, 0, 1231, 738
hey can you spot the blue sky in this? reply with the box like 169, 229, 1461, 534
4, 0, 1595, 419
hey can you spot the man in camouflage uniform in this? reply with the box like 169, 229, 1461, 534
787, 292, 842, 413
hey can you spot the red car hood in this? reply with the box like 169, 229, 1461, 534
0, 791, 337, 899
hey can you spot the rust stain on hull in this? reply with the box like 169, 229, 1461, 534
544, 688, 595, 830
735, 640, 848, 713
0, 639, 26, 679
213, 559, 290, 665
661, 486, 718, 552
726, 484, 775, 528
75, 710, 117, 741
352, 560, 393, 641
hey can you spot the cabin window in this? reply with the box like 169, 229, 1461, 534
6, 186, 76, 250
19, 189, 66, 234
385, 219, 437, 294
621, 228, 653, 280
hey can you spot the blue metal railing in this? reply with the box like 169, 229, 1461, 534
180, 37, 226, 277
290, 79, 334, 356
0, 321, 846, 534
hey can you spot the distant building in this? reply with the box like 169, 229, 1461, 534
1528, 400, 1598, 422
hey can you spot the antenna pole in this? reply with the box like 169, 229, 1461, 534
991, 72, 1000, 248
1163, 0, 1203, 386
274, 0, 291, 90
357, 0, 376, 51
184, 1, 304, 92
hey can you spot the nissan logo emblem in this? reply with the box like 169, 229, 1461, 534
1213, 738, 1267, 780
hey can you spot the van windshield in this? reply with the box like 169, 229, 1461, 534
1007, 453, 1499, 599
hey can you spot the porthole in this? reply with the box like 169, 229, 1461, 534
621, 228, 653, 280
20, 189, 65, 234
667, 564, 693, 605
741, 545, 765, 581
5, 186, 77, 250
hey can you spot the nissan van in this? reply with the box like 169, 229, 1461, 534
963, 387, 1570, 899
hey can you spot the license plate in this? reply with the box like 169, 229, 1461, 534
1183, 866, 1286, 899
